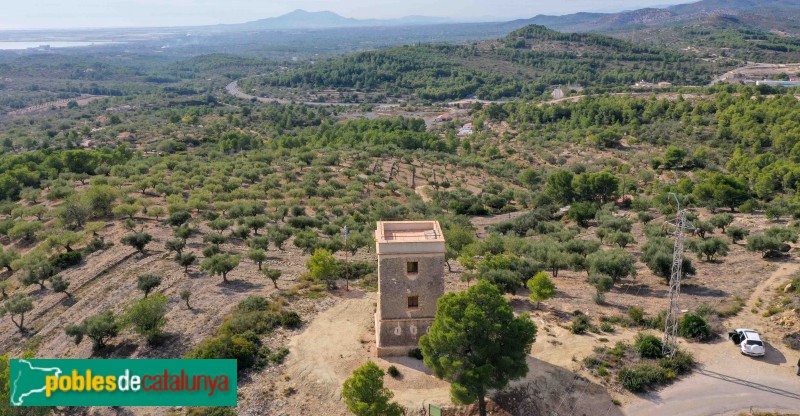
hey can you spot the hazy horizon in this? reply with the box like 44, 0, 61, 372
1, 0, 695, 31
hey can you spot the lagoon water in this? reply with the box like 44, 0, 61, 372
0, 41, 113, 50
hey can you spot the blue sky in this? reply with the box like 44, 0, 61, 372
1, 0, 695, 30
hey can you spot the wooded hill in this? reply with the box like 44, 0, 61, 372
243, 25, 729, 102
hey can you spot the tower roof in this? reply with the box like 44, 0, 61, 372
375, 221, 445, 254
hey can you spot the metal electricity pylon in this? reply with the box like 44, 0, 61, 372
662, 193, 694, 357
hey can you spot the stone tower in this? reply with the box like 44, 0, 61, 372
374, 221, 445, 357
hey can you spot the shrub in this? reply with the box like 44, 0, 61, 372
281, 311, 302, 329
237, 295, 270, 312
600, 321, 615, 333
726, 226, 749, 243
694, 303, 716, 318
717, 296, 745, 318
591, 292, 606, 305
185, 331, 260, 369
657, 350, 694, 375
334, 261, 376, 280
607, 342, 628, 360
186, 407, 238, 416
220, 311, 282, 336
583, 356, 600, 368
50, 251, 83, 270
84, 237, 107, 253
627, 306, 645, 325
618, 363, 670, 393
679, 313, 713, 341
571, 314, 591, 334
644, 311, 666, 330
255, 344, 290, 370
269, 347, 289, 364
738, 199, 760, 214
634, 333, 663, 359
387, 365, 400, 378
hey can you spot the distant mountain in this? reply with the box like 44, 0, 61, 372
519, 0, 800, 35
234, 9, 452, 30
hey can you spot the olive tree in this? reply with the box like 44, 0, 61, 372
65, 310, 119, 351
50, 275, 72, 299
247, 248, 268, 271
726, 226, 749, 243
587, 249, 637, 282
165, 238, 185, 256
689, 237, 729, 262
126, 293, 168, 345
176, 252, 197, 273
180, 290, 192, 309
0, 247, 19, 273
1, 293, 34, 332
19, 253, 54, 289
201, 253, 240, 282
137, 273, 162, 298
264, 268, 282, 289
121, 232, 152, 254
710, 213, 734, 233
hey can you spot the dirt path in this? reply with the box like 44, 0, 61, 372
625, 260, 800, 416
285, 292, 375, 400
281, 290, 622, 415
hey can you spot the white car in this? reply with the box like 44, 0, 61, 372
729, 328, 766, 357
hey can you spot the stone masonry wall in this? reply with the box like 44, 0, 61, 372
377, 254, 444, 320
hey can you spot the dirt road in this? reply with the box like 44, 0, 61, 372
625, 262, 800, 416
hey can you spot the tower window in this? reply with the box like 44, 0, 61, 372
407, 261, 419, 274
408, 295, 419, 308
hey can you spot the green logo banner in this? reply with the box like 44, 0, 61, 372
9, 359, 237, 407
